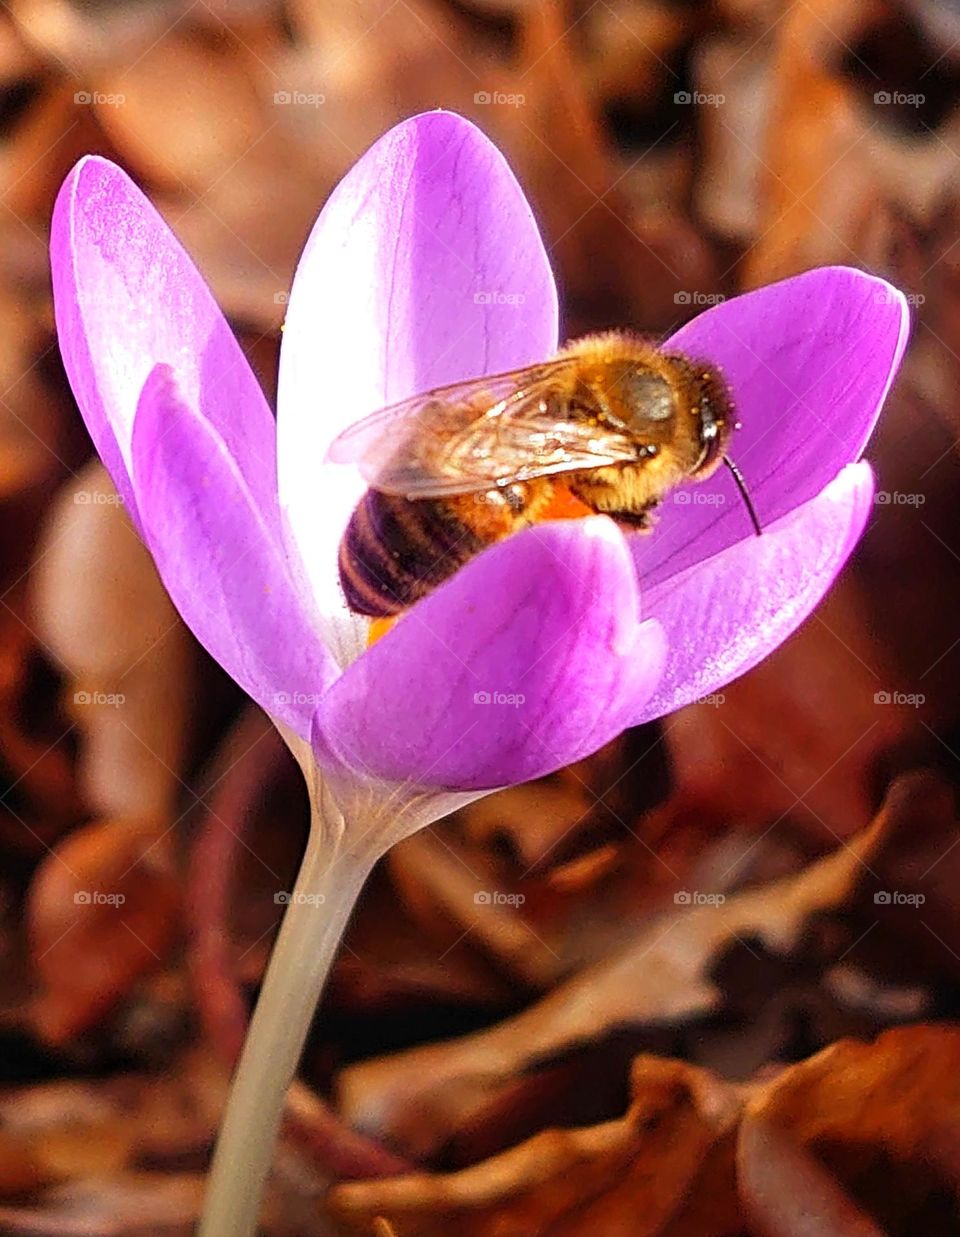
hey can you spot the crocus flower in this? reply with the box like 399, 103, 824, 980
50, 110, 908, 1237
50, 110, 908, 802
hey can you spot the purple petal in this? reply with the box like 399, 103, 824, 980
635, 462, 874, 721
633, 267, 909, 588
131, 365, 335, 736
51, 156, 278, 528
311, 519, 665, 790
277, 111, 559, 657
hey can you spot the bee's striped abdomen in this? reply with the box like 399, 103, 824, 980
339, 489, 486, 617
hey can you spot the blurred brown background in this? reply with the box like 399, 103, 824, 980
1, 0, 960, 1233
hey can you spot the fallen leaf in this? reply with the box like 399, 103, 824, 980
28, 817, 181, 1044
329, 1056, 741, 1236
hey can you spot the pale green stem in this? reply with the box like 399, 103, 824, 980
197, 775, 384, 1237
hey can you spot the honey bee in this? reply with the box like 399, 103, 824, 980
330, 331, 761, 618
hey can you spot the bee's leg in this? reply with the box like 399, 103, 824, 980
610, 505, 657, 532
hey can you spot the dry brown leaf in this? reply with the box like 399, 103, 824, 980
502, 2, 718, 335
383, 735, 681, 990
389, 826, 561, 989
741, 1024, 960, 1232
95, 32, 270, 192
0, 1171, 206, 1235
31, 461, 191, 822
337, 772, 954, 1161
738, 1113, 886, 1236
28, 816, 181, 1043
692, 34, 772, 243
659, 577, 912, 843
0, 1048, 228, 1182
329, 1056, 741, 1237
0, 602, 77, 852
9, 0, 195, 77
336, 806, 874, 1158
0, 283, 63, 498
333, 865, 515, 1017
0, 1127, 55, 1196
0, 1083, 132, 1189
745, 0, 960, 283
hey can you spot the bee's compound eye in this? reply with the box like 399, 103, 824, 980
622, 369, 673, 422
693, 419, 721, 474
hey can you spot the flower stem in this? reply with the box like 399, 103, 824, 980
197, 776, 382, 1237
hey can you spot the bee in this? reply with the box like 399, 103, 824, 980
329, 331, 761, 618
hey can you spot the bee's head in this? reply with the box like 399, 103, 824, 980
687, 364, 736, 477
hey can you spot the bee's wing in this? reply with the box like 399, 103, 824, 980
326, 362, 645, 498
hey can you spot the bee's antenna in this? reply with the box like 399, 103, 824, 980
724, 457, 762, 537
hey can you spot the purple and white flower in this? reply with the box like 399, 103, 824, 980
50, 110, 908, 794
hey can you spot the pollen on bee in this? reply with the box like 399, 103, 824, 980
367, 616, 398, 646
539, 485, 594, 521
